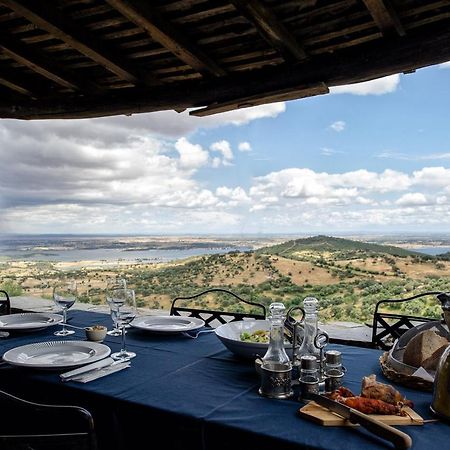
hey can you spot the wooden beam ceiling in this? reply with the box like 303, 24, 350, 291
4, 23, 450, 120
105, 0, 226, 77
362, 0, 406, 36
0, 0, 159, 86
0, 33, 103, 93
230, 0, 307, 61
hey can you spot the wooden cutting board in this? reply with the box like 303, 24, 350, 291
299, 401, 423, 426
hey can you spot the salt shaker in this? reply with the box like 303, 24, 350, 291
299, 355, 319, 399
324, 350, 345, 392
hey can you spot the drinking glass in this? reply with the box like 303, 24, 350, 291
106, 278, 126, 336
110, 288, 137, 361
53, 280, 77, 336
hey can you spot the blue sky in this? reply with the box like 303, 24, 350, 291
0, 63, 449, 235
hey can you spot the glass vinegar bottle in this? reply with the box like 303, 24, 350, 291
297, 297, 320, 361
261, 302, 291, 370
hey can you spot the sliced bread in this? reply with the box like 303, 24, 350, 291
402, 329, 449, 369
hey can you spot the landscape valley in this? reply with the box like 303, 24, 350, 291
1, 235, 449, 325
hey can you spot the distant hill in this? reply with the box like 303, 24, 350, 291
258, 235, 424, 258
438, 252, 450, 260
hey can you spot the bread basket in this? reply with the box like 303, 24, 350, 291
379, 320, 449, 391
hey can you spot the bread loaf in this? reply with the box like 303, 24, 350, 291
402, 329, 449, 370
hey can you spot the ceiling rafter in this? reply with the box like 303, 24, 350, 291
0, 33, 103, 93
105, 0, 226, 77
362, 0, 406, 36
230, 0, 307, 61
190, 82, 328, 117
0, 71, 35, 97
0, 0, 159, 86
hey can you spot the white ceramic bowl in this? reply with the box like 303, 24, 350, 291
214, 319, 292, 360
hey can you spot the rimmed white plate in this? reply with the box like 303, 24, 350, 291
0, 313, 64, 332
2, 340, 111, 369
130, 315, 205, 334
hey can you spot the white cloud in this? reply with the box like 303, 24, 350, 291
330, 120, 346, 132
210, 140, 233, 165
396, 193, 428, 206
321, 147, 345, 156
175, 137, 209, 170
330, 74, 400, 96
376, 151, 450, 161
238, 142, 252, 152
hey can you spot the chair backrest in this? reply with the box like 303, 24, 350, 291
0, 290, 11, 315
371, 291, 443, 350
0, 389, 97, 450
170, 288, 266, 328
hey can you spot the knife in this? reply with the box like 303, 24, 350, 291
307, 393, 412, 450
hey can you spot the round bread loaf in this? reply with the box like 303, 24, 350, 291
403, 329, 449, 370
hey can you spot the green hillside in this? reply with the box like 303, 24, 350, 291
258, 235, 425, 259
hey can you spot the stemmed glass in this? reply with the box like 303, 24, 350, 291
53, 280, 77, 336
110, 287, 137, 361
106, 278, 126, 336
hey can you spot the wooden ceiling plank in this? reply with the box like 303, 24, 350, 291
0, 73, 35, 97
0, 0, 144, 84
105, 0, 226, 77
189, 82, 328, 116
0, 33, 103, 92
230, 0, 307, 61
362, 0, 406, 36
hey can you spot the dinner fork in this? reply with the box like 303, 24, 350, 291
182, 329, 215, 339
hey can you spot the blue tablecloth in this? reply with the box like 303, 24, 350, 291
0, 310, 448, 450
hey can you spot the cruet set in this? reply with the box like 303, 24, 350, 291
258, 299, 345, 400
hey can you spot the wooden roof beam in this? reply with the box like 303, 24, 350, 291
362, 0, 406, 37
0, 0, 157, 85
230, 0, 307, 61
0, 72, 35, 98
0, 33, 103, 93
105, 0, 226, 77
189, 82, 328, 117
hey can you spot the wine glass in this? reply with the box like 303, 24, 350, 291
53, 280, 77, 336
110, 288, 137, 361
106, 278, 127, 336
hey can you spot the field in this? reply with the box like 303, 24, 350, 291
1, 236, 449, 324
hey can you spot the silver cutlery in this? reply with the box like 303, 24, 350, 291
182, 329, 215, 339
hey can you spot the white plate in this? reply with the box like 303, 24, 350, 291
130, 315, 205, 334
2, 340, 111, 369
215, 319, 293, 360
0, 313, 64, 331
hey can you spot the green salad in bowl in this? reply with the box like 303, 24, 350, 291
240, 330, 269, 343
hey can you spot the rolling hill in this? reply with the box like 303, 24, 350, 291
258, 235, 425, 259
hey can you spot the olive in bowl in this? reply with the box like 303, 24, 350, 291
85, 325, 107, 342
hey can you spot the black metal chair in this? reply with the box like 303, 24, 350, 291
371, 291, 445, 350
0, 290, 11, 315
0, 389, 98, 450
170, 288, 266, 328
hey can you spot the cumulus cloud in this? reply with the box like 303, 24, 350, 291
330, 120, 346, 132
238, 142, 252, 152
175, 137, 209, 170
210, 140, 233, 166
395, 193, 428, 206
330, 74, 400, 96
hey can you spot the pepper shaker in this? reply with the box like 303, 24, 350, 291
324, 350, 345, 392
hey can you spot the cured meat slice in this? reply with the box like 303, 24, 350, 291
340, 396, 404, 416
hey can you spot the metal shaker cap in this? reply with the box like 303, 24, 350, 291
300, 355, 318, 370
325, 350, 342, 365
